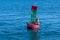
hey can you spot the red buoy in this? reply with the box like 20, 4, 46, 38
27, 5, 39, 31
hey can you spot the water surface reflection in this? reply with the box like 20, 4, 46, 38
28, 30, 40, 40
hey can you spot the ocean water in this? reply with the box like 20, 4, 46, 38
0, 0, 60, 40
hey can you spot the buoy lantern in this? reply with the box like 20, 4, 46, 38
32, 6, 37, 11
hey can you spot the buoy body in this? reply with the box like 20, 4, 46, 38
27, 23, 39, 30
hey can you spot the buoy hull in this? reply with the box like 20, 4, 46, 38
27, 23, 39, 30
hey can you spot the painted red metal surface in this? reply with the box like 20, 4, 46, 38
32, 6, 37, 11
27, 23, 39, 29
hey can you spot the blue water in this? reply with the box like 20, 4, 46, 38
0, 0, 60, 40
